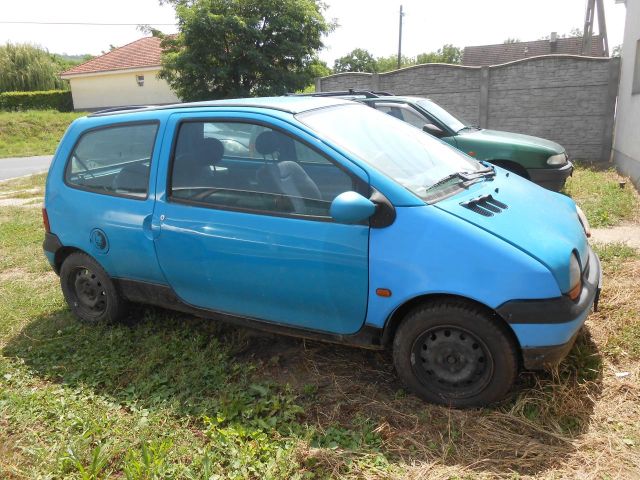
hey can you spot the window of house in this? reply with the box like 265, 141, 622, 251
65, 123, 158, 198
169, 120, 358, 218
633, 39, 640, 95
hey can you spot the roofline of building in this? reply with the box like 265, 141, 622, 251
60, 65, 162, 80
463, 34, 602, 51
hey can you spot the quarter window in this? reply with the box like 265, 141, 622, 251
170, 121, 358, 218
65, 123, 158, 198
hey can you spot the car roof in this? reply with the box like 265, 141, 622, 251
90, 96, 355, 118
358, 95, 429, 104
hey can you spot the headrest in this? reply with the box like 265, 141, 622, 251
201, 138, 224, 165
255, 131, 281, 156
254, 130, 297, 160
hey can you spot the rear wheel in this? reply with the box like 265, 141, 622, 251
392, 301, 518, 407
60, 252, 127, 324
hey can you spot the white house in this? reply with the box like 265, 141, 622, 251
614, 0, 640, 188
60, 37, 180, 111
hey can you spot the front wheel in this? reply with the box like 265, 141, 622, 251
60, 252, 127, 324
392, 301, 518, 407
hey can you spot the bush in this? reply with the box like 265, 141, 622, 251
0, 90, 73, 112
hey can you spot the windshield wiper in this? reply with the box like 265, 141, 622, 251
426, 166, 495, 192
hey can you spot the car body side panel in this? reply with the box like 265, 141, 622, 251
365, 205, 561, 329
151, 111, 371, 335
44, 112, 169, 284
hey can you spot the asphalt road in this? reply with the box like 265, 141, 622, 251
0, 155, 53, 181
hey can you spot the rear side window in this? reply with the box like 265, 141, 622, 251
65, 123, 158, 198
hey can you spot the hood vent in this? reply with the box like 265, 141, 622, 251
460, 194, 508, 217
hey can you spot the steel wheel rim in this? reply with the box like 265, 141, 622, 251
411, 325, 494, 398
70, 267, 107, 317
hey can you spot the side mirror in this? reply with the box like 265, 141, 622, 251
423, 123, 445, 137
330, 191, 376, 224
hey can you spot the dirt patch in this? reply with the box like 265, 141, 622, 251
591, 223, 640, 249
0, 268, 29, 282
0, 198, 43, 207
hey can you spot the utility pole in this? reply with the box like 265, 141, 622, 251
397, 5, 404, 69
582, 0, 609, 56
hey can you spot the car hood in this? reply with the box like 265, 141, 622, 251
459, 129, 564, 154
434, 168, 588, 292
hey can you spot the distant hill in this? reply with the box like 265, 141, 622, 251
54, 53, 93, 64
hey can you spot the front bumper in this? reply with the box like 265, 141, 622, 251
496, 246, 602, 370
527, 161, 574, 192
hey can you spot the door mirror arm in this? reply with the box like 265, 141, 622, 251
369, 189, 396, 228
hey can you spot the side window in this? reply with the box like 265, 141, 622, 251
375, 103, 426, 129
170, 120, 359, 218
65, 123, 158, 198
398, 106, 429, 129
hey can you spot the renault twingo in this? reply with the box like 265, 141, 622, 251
43, 97, 601, 407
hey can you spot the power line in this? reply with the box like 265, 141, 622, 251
0, 21, 176, 26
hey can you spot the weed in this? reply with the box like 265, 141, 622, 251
0, 110, 86, 157
563, 167, 639, 228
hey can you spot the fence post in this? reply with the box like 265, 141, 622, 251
371, 73, 380, 92
601, 57, 620, 163
315, 77, 322, 93
479, 66, 490, 128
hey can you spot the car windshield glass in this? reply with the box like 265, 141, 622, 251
416, 99, 467, 133
297, 104, 482, 200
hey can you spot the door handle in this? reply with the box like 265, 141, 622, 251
143, 214, 162, 240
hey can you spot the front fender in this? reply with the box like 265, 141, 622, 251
365, 205, 560, 329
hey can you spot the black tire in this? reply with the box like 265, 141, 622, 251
60, 252, 127, 324
392, 301, 518, 408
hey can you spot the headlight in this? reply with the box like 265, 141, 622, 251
568, 253, 582, 301
576, 205, 591, 238
547, 153, 567, 166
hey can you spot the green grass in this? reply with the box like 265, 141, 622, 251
2, 172, 640, 478
563, 167, 639, 228
0, 110, 86, 158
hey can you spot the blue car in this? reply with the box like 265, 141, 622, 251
43, 97, 601, 407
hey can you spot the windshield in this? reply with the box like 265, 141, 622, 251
297, 104, 483, 200
416, 99, 467, 133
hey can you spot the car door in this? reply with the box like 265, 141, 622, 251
152, 112, 371, 335
54, 120, 167, 284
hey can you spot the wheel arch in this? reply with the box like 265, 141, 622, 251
381, 293, 522, 360
489, 159, 530, 179
54, 246, 88, 273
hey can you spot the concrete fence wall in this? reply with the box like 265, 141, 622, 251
316, 55, 620, 163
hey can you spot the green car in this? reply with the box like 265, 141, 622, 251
305, 91, 573, 191
358, 95, 573, 191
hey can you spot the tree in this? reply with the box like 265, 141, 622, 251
158, 0, 333, 100
376, 54, 415, 73
416, 44, 462, 65
503, 37, 521, 44
333, 48, 378, 73
0, 43, 69, 92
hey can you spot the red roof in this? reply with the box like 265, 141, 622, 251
61, 37, 164, 76
462, 36, 606, 67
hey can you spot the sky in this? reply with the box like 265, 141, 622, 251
0, 0, 628, 64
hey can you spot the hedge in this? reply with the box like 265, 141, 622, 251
0, 90, 73, 112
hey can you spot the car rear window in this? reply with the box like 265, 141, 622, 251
65, 122, 158, 198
